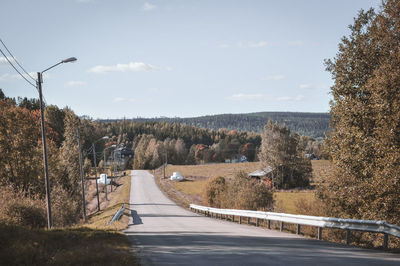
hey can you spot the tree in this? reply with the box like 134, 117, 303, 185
322, 0, 400, 226
17, 97, 40, 111
0, 101, 43, 194
259, 120, 311, 189
45, 105, 66, 147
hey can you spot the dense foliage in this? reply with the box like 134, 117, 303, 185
101, 111, 330, 139
321, 0, 400, 226
102, 120, 262, 168
202, 172, 274, 211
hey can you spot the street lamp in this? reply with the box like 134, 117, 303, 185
104, 144, 117, 200
92, 136, 109, 211
37, 57, 77, 229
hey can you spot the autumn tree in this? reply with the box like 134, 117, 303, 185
259, 120, 311, 189
322, 0, 400, 226
0, 100, 43, 194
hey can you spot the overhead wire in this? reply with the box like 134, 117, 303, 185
0, 38, 36, 82
0, 38, 51, 106
0, 47, 36, 88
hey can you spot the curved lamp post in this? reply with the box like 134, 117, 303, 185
37, 57, 77, 229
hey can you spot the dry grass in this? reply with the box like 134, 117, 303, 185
165, 162, 261, 180
273, 191, 316, 214
172, 180, 208, 197
85, 172, 131, 231
0, 224, 138, 265
0, 171, 139, 265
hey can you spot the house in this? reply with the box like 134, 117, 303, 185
248, 166, 274, 188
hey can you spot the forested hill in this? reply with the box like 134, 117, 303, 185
101, 112, 330, 139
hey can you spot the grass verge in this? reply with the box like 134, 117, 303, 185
0, 171, 140, 265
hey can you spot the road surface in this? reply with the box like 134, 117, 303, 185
124, 170, 400, 266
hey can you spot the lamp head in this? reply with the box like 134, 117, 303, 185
61, 57, 77, 63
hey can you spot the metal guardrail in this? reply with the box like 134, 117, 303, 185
108, 204, 126, 225
190, 204, 400, 248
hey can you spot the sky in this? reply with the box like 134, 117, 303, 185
0, 0, 381, 119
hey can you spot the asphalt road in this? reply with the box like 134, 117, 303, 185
124, 170, 400, 266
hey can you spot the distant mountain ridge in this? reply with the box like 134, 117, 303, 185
100, 112, 330, 139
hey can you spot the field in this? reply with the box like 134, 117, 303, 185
159, 161, 332, 214
0, 172, 139, 265
164, 162, 261, 179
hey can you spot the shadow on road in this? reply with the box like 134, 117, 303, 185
129, 210, 143, 225
125, 233, 400, 266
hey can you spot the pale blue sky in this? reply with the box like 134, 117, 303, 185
0, 0, 381, 119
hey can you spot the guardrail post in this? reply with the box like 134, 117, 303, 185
232, 215, 235, 222
383, 233, 388, 249
346, 229, 351, 245
239, 216, 242, 224
318, 227, 322, 240
247, 217, 250, 224
267, 219, 271, 229
297, 224, 301, 235
256, 218, 259, 227
280, 221, 284, 232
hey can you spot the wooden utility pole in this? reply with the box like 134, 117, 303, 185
92, 143, 100, 211
77, 128, 87, 222
37, 72, 52, 229
163, 151, 168, 178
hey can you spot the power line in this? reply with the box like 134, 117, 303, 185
0, 47, 36, 88
0, 38, 36, 82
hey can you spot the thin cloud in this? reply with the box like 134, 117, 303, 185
276, 95, 305, 101
229, 93, 265, 100
65, 80, 86, 87
88, 62, 159, 74
76, 0, 95, 3
238, 41, 269, 48
218, 44, 230, 49
166, 66, 173, 71
289, 40, 305, 46
0, 57, 16, 65
0, 72, 46, 81
143, 2, 156, 11
113, 97, 135, 103
299, 83, 326, 89
148, 87, 160, 92
261, 75, 285, 81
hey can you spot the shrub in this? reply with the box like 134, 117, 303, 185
227, 171, 274, 211
51, 186, 82, 227
202, 176, 227, 208
0, 186, 46, 229
203, 172, 274, 211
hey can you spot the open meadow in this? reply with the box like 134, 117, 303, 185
158, 160, 333, 214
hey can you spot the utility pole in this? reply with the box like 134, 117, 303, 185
37, 72, 52, 229
163, 151, 168, 178
92, 143, 100, 211
104, 149, 108, 200
77, 128, 87, 222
